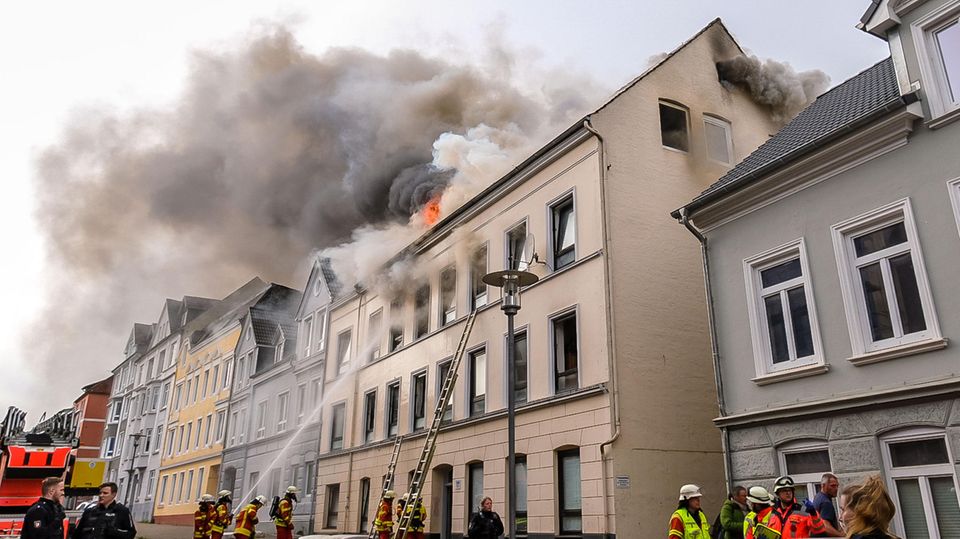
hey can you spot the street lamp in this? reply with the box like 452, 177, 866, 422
126, 433, 147, 506
483, 254, 541, 539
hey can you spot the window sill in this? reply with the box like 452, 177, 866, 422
927, 107, 960, 130
848, 337, 948, 366
751, 363, 829, 386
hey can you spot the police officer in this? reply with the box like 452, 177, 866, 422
71, 482, 136, 539
21, 477, 66, 539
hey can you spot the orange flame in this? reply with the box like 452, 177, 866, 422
422, 194, 442, 226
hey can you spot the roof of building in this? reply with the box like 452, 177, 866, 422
319, 257, 343, 298
674, 57, 905, 218
248, 286, 302, 354
77, 376, 113, 400
186, 277, 271, 347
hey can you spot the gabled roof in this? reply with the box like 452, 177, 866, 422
248, 286, 301, 353
186, 277, 271, 347
319, 258, 343, 298
295, 256, 340, 318
674, 57, 906, 218
77, 376, 113, 400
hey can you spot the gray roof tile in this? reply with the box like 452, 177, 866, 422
680, 57, 902, 215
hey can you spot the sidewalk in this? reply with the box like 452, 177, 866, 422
135, 524, 279, 539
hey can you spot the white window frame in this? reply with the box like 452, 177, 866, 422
549, 306, 581, 395
881, 427, 960, 539
316, 308, 328, 352
277, 392, 289, 433
658, 100, 690, 153
102, 436, 116, 458
948, 177, 960, 239
831, 198, 942, 360
777, 440, 832, 500
439, 266, 457, 327
743, 238, 824, 378
503, 324, 530, 405
296, 383, 307, 426
912, 1, 960, 122
504, 218, 529, 271
303, 315, 314, 357
409, 369, 428, 432
255, 401, 268, 440
703, 114, 734, 165
336, 329, 352, 375
547, 190, 577, 272
469, 243, 489, 310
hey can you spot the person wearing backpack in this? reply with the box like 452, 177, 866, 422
717, 486, 748, 539
233, 495, 265, 539
273, 487, 298, 539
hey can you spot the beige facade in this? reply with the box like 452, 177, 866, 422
310, 20, 783, 538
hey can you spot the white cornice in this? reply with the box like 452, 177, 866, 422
693, 106, 922, 232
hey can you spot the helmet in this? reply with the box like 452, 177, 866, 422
399, 493, 409, 503
678, 484, 703, 501
746, 486, 773, 505
218, 490, 232, 498
201, 494, 215, 503
384, 490, 396, 499
254, 495, 267, 505
773, 476, 796, 493
286, 486, 300, 494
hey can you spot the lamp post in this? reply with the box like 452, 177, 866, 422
483, 267, 539, 539
126, 432, 147, 506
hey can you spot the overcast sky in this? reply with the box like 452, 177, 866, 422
0, 1, 889, 423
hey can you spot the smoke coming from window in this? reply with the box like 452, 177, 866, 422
717, 55, 830, 123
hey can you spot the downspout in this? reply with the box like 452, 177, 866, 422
677, 208, 733, 490
583, 118, 621, 535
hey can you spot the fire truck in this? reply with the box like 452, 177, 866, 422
0, 407, 78, 539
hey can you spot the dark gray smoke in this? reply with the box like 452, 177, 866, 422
717, 55, 830, 122
26, 24, 596, 411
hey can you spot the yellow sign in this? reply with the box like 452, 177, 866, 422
69, 459, 106, 488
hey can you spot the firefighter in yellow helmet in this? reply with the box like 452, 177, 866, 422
233, 495, 265, 539
668, 484, 711, 538
373, 490, 395, 539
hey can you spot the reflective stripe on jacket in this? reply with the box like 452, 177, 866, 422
766, 502, 825, 539
273, 498, 294, 528
210, 503, 231, 533
373, 500, 393, 532
668, 508, 710, 539
233, 504, 259, 537
194, 510, 209, 539
744, 506, 774, 539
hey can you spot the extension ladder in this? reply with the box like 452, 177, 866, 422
392, 309, 478, 539
368, 434, 405, 538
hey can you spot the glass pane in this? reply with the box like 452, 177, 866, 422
890, 438, 950, 467
931, 476, 960, 538
784, 449, 831, 475
787, 286, 814, 358
704, 120, 731, 163
561, 454, 581, 510
936, 21, 960, 102
860, 262, 894, 341
889, 253, 927, 335
896, 479, 931, 538
760, 258, 802, 288
515, 459, 528, 512
514, 333, 528, 404
508, 224, 527, 270
764, 294, 790, 363
414, 374, 426, 428
415, 285, 430, 338
659, 103, 689, 151
794, 485, 809, 502
469, 464, 484, 514
854, 222, 907, 257
473, 352, 486, 397
554, 315, 579, 392
555, 201, 575, 253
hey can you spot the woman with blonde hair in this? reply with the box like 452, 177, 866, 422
839, 476, 898, 539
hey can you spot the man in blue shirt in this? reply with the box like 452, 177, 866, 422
811, 473, 843, 537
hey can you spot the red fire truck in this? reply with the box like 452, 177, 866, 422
0, 407, 78, 539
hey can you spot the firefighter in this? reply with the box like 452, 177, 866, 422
274, 486, 298, 539
372, 490, 395, 539
233, 495, 266, 539
194, 495, 213, 539
742, 486, 774, 539
209, 490, 232, 539
667, 484, 711, 538
21, 477, 66, 539
72, 482, 136, 539
765, 476, 826, 538
404, 495, 427, 539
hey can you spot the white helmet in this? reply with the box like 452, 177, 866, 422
201, 494, 215, 503
286, 486, 299, 494
746, 486, 773, 505
678, 484, 703, 501
218, 490, 232, 498
383, 490, 396, 499
254, 495, 267, 505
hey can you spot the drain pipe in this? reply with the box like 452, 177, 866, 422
583, 117, 621, 535
678, 208, 733, 490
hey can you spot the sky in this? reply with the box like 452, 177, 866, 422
0, 1, 890, 424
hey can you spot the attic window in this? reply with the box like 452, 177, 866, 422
659, 101, 689, 152
313, 276, 322, 297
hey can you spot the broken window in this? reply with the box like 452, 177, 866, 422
389, 298, 403, 352
414, 284, 430, 339
440, 266, 457, 326
659, 101, 689, 152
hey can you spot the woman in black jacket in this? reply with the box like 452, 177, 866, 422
467, 497, 504, 539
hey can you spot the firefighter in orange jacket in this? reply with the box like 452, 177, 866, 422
233, 495, 266, 539
194, 495, 214, 539
210, 491, 233, 539
274, 486, 298, 539
765, 476, 826, 539
373, 490, 396, 539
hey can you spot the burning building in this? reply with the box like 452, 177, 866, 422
282, 19, 791, 538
